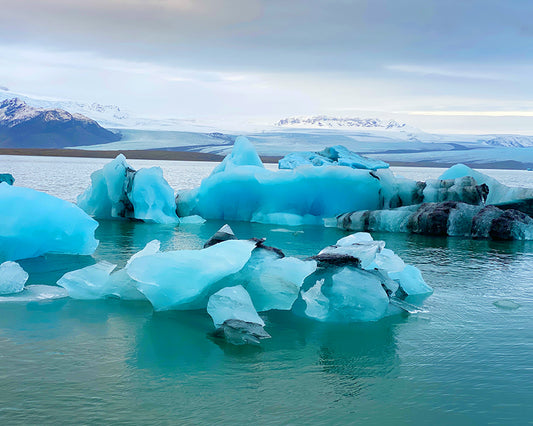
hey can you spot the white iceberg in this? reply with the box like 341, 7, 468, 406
0, 183, 99, 262
77, 154, 178, 224
0, 261, 28, 295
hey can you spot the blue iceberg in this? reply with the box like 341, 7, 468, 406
78, 154, 178, 224
126, 239, 256, 311
0, 183, 99, 262
279, 145, 389, 170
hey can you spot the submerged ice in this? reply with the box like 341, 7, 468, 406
0, 182, 99, 262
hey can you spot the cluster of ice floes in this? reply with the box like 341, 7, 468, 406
0, 182, 99, 261
77, 154, 178, 224
49, 225, 431, 345
278, 145, 389, 170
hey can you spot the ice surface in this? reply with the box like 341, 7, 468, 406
78, 154, 178, 224
0, 182, 99, 262
0, 285, 68, 302
126, 239, 256, 311
178, 215, 206, 224
225, 247, 317, 311
0, 261, 28, 294
207, 285, 264, 327
301, 279, 329, 321
176, 141, 394, 223
278, 145, 389, 170
327, 267, 390, 322
389, 265, 433, 296
57, 241, 160, 300
318, 240, 385, 269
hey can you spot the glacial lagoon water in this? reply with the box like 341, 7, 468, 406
0, 155, 532, 424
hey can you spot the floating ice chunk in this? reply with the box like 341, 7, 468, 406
207, 285, 264, 327
336, 232, 374, 246
178, 215, 206, 224
57, 261, 117, 299
0, 285, 68, 303
57, 241, 159, 300
0, 183, 99, 262
389, 265, 433, 296
327, 267, 390, 322
278, 145, 389, 170
493, 300, 520, 310
210, 136, 264, 175
0, 261, 28, 294
439, 164, 533, 205
127, 239, 256, 311
231, 248, 317, 311
367, 248, 406, 273
301, 279, 330, 321
78, 154, 178, 224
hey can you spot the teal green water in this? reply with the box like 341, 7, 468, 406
2, 220, 532, 425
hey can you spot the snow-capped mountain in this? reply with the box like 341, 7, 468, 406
0, 98, 121, 148
481, 135, 533, 148
276, 116, 409, 130
0, 87, 211, 132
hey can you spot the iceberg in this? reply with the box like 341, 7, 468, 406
57, 241, 160, 300
278, 145, 389, 170
126, 239, 256, 311
77, 154, 178, 224
439, 164, 533, 205
0, 285, 68, 303
210, 319, 271, 346
0, 182, 99, 262
335, 201, 533, 240
299, 232, 432, 322
0, 261, 28, 295
176, 137, 398, 224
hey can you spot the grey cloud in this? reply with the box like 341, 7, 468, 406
0, 0, 532, 72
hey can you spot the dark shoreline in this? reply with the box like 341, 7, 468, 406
0, 148, 530, 170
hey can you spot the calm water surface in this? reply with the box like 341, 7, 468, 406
0, 155, 532, 425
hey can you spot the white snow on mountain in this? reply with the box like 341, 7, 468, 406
481, 135, 533, 148
0, 98, 95, 127
276, 116, 411, 130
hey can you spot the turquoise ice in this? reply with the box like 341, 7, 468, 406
0, 182, 98, 261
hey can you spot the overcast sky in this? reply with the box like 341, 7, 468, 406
0, 0, 532, 133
